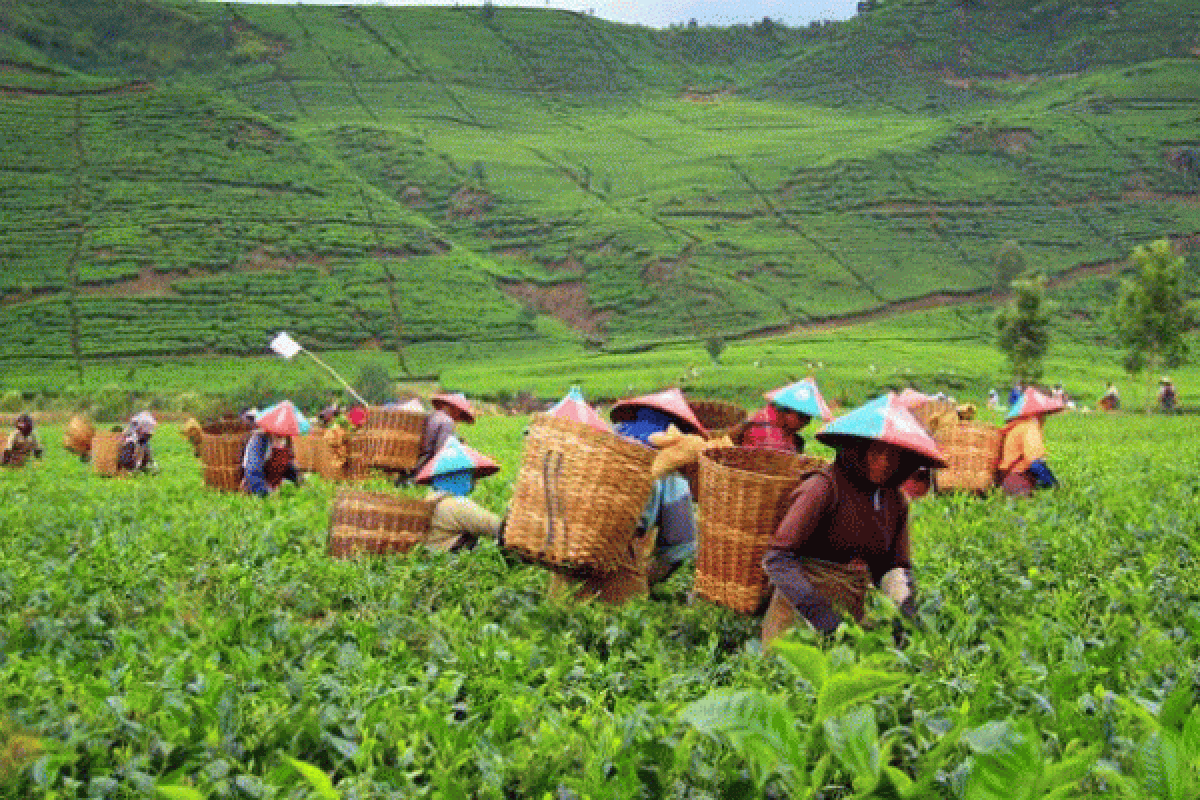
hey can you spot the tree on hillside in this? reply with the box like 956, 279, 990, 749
995, 273, 1054, 384
992, 239, 1027, 297
1112, 239, 1198, 399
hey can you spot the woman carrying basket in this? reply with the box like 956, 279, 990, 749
413, 436, 503, 551
732, 378, 832, 453
397, 392, 476, 485
761, 394, 947, 642
242, 401, 306, 496
117, 412, 158, 472
2, 413, 43, 466
995, 387, 1064, 497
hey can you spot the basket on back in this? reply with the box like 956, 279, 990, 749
363, 408, 427, 471
505, 413, 656, 573
911, 399, 958, 435
293, 433, 318, 472
310, 429, 370, 481
933, 422, 1002, 492
92, 430, 125, 477
688, 399, 747, 440
695, 447, 826, 614
328, 488, 432, 557
200, 430, 252, 491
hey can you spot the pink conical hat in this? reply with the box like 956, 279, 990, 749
609, 388, 706, 436
413, 436, 499, 485
548, 386, 611, 433
431, 392, 476, 423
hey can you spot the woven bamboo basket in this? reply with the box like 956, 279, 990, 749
911, 398, 958, 434
363, 408, 426, 471
344, 434, 371, 481
92, 431, 125, 477
933, 422, 1002, 492
695, 447, 826, 614
327, 488, 432, 557
293, 433, 319, 472
200, 431, 252, 491
63, 415, 95, 456
201, 417, 255, 436
688, 399, 747, 439
505, 413, 656, 573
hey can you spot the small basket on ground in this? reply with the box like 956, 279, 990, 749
327, 488, 432, 557
933, 421, 1002, 492
695, 447, 826, 614
363, 408, 426, 472
505, 413, 656, 573
200, 431, 252, 491
92, 430, 126, 478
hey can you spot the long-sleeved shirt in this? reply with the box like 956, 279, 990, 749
412, 410, 458, 478
996, 417, 1045, 475
242, 432, 298, 495
425, 491, 502, 551
767, 463, 910, 585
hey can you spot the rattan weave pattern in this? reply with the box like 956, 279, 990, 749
200, 432, 251, 491
92, 432, 125, 478
933, 422, 1002, 491
363, 408, 426, 471
328, 488, 432, 557
695, 447, 825, 613
505, 413, 656, 573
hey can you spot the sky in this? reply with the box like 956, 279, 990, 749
218, 0, 862, 29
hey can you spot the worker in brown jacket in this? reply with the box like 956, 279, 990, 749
761, 393, 947, 643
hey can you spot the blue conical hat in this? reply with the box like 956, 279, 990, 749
816, 393, 947, 468
765, 378, 833, 421
1006, 388, 1066, 420
414, 436, 499, 484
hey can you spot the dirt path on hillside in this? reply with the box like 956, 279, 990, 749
739, 251, 1154, 340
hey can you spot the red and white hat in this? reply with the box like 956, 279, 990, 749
431, 392, 476, 424
609, 388, 707, 436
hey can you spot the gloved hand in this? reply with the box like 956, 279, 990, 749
647, 426, 733, 479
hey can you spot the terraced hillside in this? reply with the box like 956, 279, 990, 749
0, 0, 1197, 370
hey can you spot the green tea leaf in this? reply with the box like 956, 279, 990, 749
155, 787, 206, 800
815, 668, 907, 724
283, 756, 340, 800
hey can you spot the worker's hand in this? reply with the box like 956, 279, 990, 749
649, 426, 708, 478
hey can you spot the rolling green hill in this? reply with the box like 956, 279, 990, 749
0, 0, 1197, 376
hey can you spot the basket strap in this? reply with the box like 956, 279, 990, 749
543, 450, 558, 546
551, 450, 569, 549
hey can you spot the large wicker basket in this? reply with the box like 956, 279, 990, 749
200, 431, 252, 491
293, 433, 319, 472
933, 422, 1002, 492
695, 447, 826, 614
328, 488, 432, 557
344, 434, 371, 481
92, 431, 125, 477
911, 398, 958, 435
505, 413, 656, 573
63, 415, 95, 457
363, 408, 426, 471
688, 399, 747, 439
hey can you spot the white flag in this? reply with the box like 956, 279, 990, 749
269, 331, 303, 360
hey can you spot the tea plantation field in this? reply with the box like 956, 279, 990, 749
1, 412, 1197, 797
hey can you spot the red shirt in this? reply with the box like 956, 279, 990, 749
739, 407, 798, 452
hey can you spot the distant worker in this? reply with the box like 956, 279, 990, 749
1008, 382, 1023, 407
1051, 383, 1066, 404
117, 412, 158, 472
413, 436, 503, 551
732, 378, 832, 453
987, 388, 999, 411
2, 413, 43, 467
398, 392, 477, 485
996, 388, 1064, 497
761, 394, 947, 644
1158, 377, 1177, 413
1098, 382, 1120, 412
